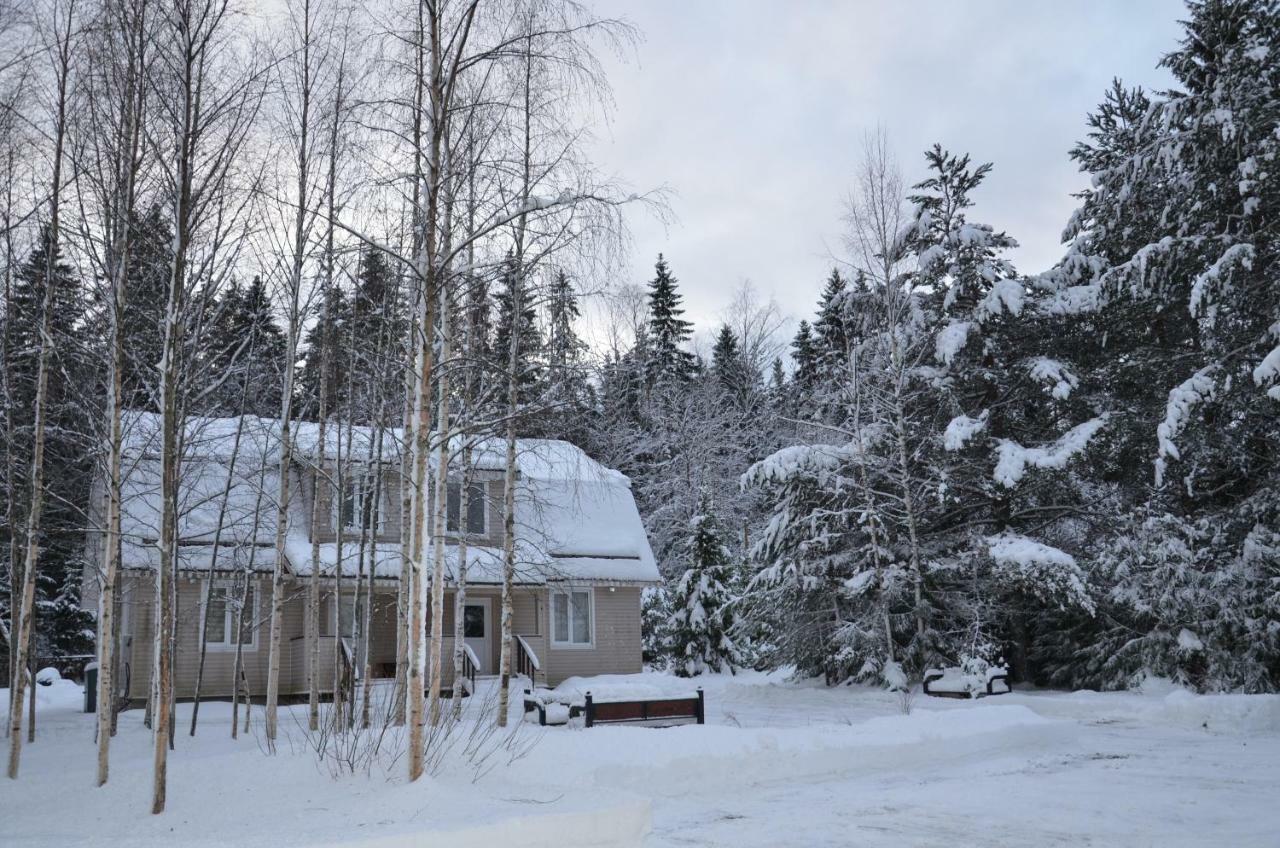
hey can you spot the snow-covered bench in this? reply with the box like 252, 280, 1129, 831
523, 686, 705, 727
923, 666, 1011, 699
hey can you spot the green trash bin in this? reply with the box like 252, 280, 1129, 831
84, 662, 98, 713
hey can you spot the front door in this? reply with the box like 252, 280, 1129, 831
463, 599, 492, 674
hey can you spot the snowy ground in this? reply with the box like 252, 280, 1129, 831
3, 672, 1279, 847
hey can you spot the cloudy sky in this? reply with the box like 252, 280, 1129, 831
585, 0, 1185, 338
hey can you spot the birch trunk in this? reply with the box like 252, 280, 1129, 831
265, 0, 318, 746
9, 0, 74, 779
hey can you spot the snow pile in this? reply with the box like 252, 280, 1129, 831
935, 320, 973, 366
1027, 357, 1079, 400
1155, 368, 1216, 485
943, 411, 988, 451
35, 667, 62, 685
992, 416, 1107, 488
540, 674, 695, 706
556, 706, 1064, 796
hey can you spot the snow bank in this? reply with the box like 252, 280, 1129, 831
537, 706, 1071, 795
335, 800, 651, 848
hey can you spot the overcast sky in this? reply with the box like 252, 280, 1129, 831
585, 0, 1185, 339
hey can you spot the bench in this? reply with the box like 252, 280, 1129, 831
923, 668, 1011, 699
522, 688, 706, 727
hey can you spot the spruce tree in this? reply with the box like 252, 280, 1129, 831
119, 205, 174, 411
492, 255, 543, 407
667, 495, 740, 676
538, 270, 592, 442
644, 254, 696, 387
789, 320, 819, 401
3, 226, 96, 659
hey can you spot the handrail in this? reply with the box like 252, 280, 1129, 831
459, 643, 479, 693
515, 635, 540, 672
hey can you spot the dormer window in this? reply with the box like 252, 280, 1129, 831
333, 471, 383, 534
446, 481, 486, 535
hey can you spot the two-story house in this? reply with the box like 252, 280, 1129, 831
82, 411, 660, 708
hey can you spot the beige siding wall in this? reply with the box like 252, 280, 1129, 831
118, 576, 643, 700
121, 574, 401, 701
543, 587, 642, 685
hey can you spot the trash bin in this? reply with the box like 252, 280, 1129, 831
84, 662, 98, 714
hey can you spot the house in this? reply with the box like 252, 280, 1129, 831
81, 412, 660, 707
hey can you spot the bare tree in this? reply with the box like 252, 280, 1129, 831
7, 0, 77, 781
145, 0, 263, 811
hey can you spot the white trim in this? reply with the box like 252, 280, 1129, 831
203, 578, 258, 652
550, 586, 595, 649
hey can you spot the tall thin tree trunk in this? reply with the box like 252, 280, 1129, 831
190, 383, 253, 735
9, 0, 74, 779
265, 0, 316, 746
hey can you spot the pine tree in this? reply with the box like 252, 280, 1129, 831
3, 226, 96, 661
710, 323, 748, 405
667, 495, 740, 676
119, 205, 174, 412
789, 320, 818, 401
537, 270, 592, 442
202, 276, 287, 416
492, 255, 543, 407
644, 254, 696, 387
812, 268, 849, 368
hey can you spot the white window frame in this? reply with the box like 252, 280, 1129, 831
446, 480, 488, 537
332, 471, 384, 536
203, 579, 257, 652
550, 587, 594, 649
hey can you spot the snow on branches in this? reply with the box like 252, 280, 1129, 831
993, 416, 1108, 488
1155, 368, 1216, 486
986, 532, 1094, 613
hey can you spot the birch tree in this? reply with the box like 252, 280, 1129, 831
7, 0, 77, 781
146, 0, 262, 810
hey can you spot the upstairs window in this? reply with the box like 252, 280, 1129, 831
446, 481, 487, 536
204, 581, 256, 649
333, 472, 383, 535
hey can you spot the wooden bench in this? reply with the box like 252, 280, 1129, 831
522, 688, 706, 727
584, 688, 705, 727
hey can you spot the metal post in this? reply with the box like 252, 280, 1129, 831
584, 691, 594, 728
695, 688, 705, 724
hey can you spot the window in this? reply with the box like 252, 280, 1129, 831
204, 581, 255, 649
463, 604, 485, 639
333, 472, 382, 534
551, 589, 593, 647
446, 481, 486, 535
321, 593, 364, 638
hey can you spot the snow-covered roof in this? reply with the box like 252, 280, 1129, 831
115, 411, 659, 585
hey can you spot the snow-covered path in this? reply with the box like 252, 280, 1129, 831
648, 718, 1273, 846
643, 676, 1280, 847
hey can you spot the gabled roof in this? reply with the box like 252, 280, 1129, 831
115, 411, 659, 585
